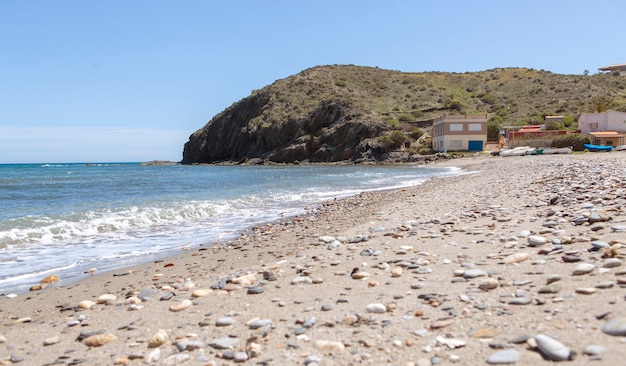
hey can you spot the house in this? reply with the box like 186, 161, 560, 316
598, 63, 626, 73
578, 110, 626, 134
432, 113, 488, 152
589, 131, 625, 147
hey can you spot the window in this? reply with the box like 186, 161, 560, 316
468, 123, 482, 131
590, 123, 599, 131
449, 140, 462, 148
449, 124, 463, 132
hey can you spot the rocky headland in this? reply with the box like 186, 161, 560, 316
181, 65, 626, 165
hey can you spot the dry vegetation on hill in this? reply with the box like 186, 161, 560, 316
182, 65, 626, 164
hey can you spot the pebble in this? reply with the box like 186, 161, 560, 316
234, 351, 249, 362
527, 235, 547, 247
508, 297, 532, 305
148, 329, 168, 348
503, 252, 530, 264
43, 336, 60, 346
291, 276, 313, 285
572, 263, 595, 275
538, 283, 561, 294
583, 345, 607, 356
314, 340, 345, 352
430, 318, 454, 329
216, 317, 236, 326
435, 336, 466, 349
176, 339, 203, 351
546, 274, 562, 284
78, 300, 96, 309
83, 333, 118, 347
575, 287, 597, 294
169, 299, 192, 312
463, 269, 487, 279
246, 318, 272, 329
96, 294, 117, 304
137, 287, 157, 301
366, 303, 387, 313
351, 270, 370, 280
603, 258, 622, 268
601, 317, 626, 336
478, 278, 499, 290
247, 286, 266, 294
469, 327, 499, 338
611, 224, 626, 232
534, 334, 573, 361
191, 288, 213, 297
487, 349, 520, 364
209, 337, 239, 349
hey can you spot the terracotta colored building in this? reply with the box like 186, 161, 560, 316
432, 113, 488, 152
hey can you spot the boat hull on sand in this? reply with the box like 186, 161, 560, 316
584, 144, 612, 152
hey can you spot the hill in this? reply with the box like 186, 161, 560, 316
182, 65, 626, 164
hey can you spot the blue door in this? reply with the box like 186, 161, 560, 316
468, 140, 483, 151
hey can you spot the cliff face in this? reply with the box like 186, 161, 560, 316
182, 91, 387, 164
182, 64, 626, 164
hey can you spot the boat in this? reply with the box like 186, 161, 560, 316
615, 145, 626, 151
541, 146, 573, 154
584, 143, 613, 152
499, 146, 534, 157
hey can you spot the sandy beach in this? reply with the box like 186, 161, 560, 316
2, 152, 626, 365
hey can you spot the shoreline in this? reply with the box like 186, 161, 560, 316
2, 153, 626, 365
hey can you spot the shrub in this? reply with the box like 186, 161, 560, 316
487, 117, 503, 140
551, 134, 592, 151
545, 121, 565, 130
388, 130, 408, 148
563, 115, 575, 128
398, 113, 414, 122
411, 110, 424, 118
386, 118, 400, 128
418, 147, 433, 155
409, 127, 424, 140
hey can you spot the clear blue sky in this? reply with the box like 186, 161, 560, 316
1, 0, 624, 163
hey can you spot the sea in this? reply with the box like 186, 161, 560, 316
0, 162, 463, 294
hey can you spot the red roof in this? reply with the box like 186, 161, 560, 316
517, 125, 542, 133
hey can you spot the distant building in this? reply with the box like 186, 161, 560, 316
589, 131, 625, 147
598, 63, 626, 73
578, 110, 626, 134
432, 113, 488, 152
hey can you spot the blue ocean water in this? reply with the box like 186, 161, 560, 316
0, 162, 461, 294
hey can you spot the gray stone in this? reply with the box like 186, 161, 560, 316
535, 334, 572, 361
137, 287, 157, 301
247, 319, 272, 329
591, 240, 610, 249
583, 345, 607, 356
538, 283, 561, 294
209, 337, 240, 349
572, 263, 595, 275
366, 303, 386, 313
215, 317, 235, 326
487, 349, 520, 364
508, 297, 532, 305
601, 317, 626, 336
603, 258, 622, 268
527, 235, 547, 247
247, 286, 265, 295
611, 224, 626, 232
463, 269, 487, 279
233, 352, 249, 362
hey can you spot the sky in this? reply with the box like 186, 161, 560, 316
1, 0, 624, 163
